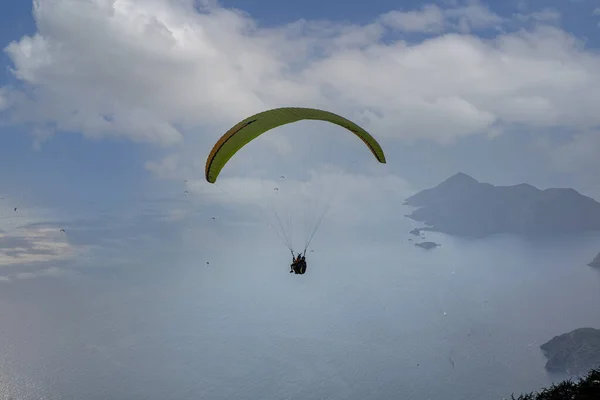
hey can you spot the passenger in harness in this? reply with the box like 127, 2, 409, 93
298, 255, 307, 274
290, 253, 301, 274
290, 253, 307, 274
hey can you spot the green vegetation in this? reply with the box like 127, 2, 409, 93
509, 367, 600, 399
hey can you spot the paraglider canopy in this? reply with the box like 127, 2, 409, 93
205, 107, 386, 183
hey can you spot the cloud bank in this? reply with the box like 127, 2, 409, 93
2, 0, 599, 148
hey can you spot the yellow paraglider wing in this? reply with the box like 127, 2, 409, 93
205, 107, 386, 183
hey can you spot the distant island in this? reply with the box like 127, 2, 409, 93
415, 241, 440, 250
540, 327, 600, 376
410, 228, 422, 236
404, 172, 600, 238
588, 252, 600, 268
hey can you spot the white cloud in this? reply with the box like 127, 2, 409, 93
0, 266, 66, 283
177, 163, 413, 252
514, 9, 561, 24
15, 267, 65, 280
443, 1, 504, 32
0, 197, 76, 267
0, 0, 599, 154
380, 2, 503, 34
32, 127, 53, 151
145, 154, 185, 180
189, 164, 413, 228
379, 5, 446, 33
0, 226, 75, 266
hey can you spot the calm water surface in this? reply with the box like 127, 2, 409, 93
0, 216, 599, 400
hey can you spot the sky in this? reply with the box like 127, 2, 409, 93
1, 0, 600, 277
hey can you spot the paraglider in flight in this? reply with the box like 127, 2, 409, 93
13, 208, 17, 212
204, 107, 386, 274
60, 229, 65, 233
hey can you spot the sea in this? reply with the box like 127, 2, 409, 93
0, 205, 599, 400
